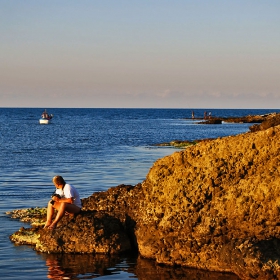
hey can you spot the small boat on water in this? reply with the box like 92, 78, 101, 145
39, 117, 53, 124
39, 109, 53, 124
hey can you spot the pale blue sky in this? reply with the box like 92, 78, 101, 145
0, 0, 279, 108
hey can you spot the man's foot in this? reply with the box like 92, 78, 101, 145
44, 221, 52, 229
48, 222, 57, 230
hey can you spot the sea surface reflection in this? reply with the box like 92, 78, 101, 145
40, 252, 240, 280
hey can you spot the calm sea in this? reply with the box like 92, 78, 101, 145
1, 108, 278, 280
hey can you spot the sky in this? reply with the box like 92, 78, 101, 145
0, 0, 279, 108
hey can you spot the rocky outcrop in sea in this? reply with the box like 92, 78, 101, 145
8, 113, 280, 280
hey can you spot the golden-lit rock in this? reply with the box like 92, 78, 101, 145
9, 114, 280, 279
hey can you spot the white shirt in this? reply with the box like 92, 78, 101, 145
55, 183, 82, 208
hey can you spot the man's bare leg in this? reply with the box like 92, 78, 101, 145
44, 201, 55, 228
49, 202, 80, 229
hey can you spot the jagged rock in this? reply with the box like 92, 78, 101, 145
249, 113, 280, 132
38, 211, 131, 254
9, 114, 280, 279
10, 211, 131, 254
135, 125, 280, 279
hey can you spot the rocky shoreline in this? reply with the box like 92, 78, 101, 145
8, 112, 280, 280
189, 112, 277, 125
157, 112, 280, 148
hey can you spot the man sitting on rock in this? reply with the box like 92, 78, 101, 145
44, 175, 82, 229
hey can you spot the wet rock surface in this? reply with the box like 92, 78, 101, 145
8, 113, 280, 279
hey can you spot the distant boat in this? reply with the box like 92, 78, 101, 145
39, 110, 53, 124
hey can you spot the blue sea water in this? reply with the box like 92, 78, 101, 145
0, 108, 279, 280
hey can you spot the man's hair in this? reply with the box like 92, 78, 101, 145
53, 175, 66, 186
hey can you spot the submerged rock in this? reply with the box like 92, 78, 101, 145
8, 114, 280, 279
7, 207, 47, 226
